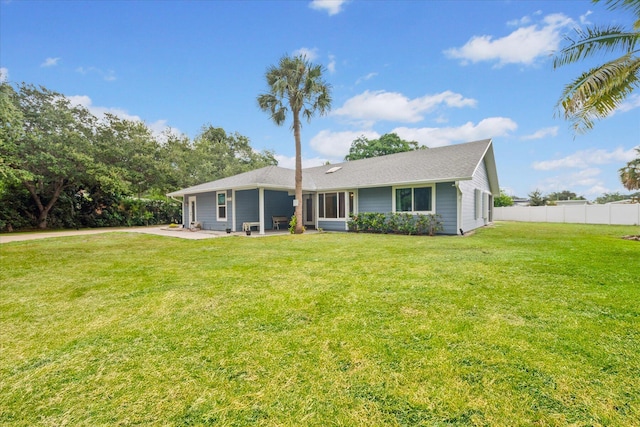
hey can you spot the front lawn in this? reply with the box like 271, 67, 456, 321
1, 222, 638, 426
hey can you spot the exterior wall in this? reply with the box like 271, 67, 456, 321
435, 182, 458, 235
183, 191, 233, 231
233, 189, 293, 231
356, 184, 458, 235
459, 159, 492, 233
264, 190, 295, 230
318, 220, 348, 231
235, 189, 259, 231
358, 187, 392, 212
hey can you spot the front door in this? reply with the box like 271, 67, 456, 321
303, 194, 314, 227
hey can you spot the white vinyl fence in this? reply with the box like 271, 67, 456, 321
494, 204, 640, 226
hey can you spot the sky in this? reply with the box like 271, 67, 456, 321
1, 0, 639, 199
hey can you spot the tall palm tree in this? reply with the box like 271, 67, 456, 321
257, 55, 332, 233
554, 0, 640, 133
619, 147, 640, 190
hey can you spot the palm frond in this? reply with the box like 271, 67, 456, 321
556, 54, 640, 132
554, 26, 639, 68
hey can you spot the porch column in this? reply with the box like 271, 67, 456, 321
232, 189, 236, 232
259, 187, 265, 235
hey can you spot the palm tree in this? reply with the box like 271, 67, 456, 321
554, 0, 640, 133
620, 147, 640, 190
257, 55, 332, 233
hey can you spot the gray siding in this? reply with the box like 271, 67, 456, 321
460, 159, 491, 233
235, 189, 259, 231
264, 190, 294, 230
358, 187, 392, 212
318, 220, 348, 231
435, 182, 458, 235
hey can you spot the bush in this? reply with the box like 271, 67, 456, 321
348, 212, 443, 236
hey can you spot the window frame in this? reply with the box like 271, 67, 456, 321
317, 190, 355, 221
391, 184, 435, 214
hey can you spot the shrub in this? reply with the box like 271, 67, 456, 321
348, 212, 443, 236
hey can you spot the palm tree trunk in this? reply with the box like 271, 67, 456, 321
293, 111, 304, 234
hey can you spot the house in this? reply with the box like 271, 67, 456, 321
166, 138, 499, 235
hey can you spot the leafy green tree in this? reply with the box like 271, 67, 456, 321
619, 147, 640, 190
94, 114, 163, 198
546, 190, 586, 201
553, 0, 640, 133
192, 125, 277, 184
595, 191, 627, 203
159, 130, 200, 190
2, 84, 97, 228
257, 55, 332, 233
0, 83, 25, 183
494, 190, 514, 207
528, 189, 547, 206
344, 133, 422, 161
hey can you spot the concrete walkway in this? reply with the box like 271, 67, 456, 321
0, 226, 303, 244
0, 226, 232, 244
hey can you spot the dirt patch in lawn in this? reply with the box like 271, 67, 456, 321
622, 235, 640, 241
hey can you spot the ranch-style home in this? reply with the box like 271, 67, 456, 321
166, 138, 499, 235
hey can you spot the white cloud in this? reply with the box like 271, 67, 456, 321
392, 117, 517, 147
309, 0, 347, 16
615, 94, 640, 113
327, 54, 336, 73
444, 13, 574, 67
67, 95, 142, 122
0, 67, 8, 82
507, 15, 531, 27
309, 129, 381, 158
536, 168, 605, 196
333, 90, 477, 124
275, 154, 330, 169
521, 126, 558, 140
294, 47, 319, 61
76, 66, 116, 81
66, 94, 179, 138
532, 147, 638, 170
355, 72, 378, 85
580, 10, 593, 25
41, 57, 61, 67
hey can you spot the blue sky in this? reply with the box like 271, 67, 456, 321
1, 0, 638, 199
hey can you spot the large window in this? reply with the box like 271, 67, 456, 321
394, 186, 433, 213
216, 191, 227, 221
318, 191, 354, 219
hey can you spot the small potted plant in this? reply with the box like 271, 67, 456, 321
226, 223, 232, 234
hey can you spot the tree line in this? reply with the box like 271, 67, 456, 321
0, 83, 277, 230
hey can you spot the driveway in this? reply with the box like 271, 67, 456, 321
0, 226, 230, 244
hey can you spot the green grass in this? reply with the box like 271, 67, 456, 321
1, 222, 638, 426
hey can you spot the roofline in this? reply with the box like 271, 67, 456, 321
470, 139, 500, 196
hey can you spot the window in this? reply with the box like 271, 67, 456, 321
475, 189, 482, 219
318, 191, 352, 219
216, 191, 227, 221
394, 186, 433, 213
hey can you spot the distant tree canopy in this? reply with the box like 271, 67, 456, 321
546, 190, 586, 202
494, 190, 514, 207
525, 189, 586, 206
594, 192, 640, 204
345, 133, 422, 161
619, 147, 640, 191
0, 82, 276, 230
528, 189, 547, 206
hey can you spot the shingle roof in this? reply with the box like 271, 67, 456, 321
167, 139, 498, 197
